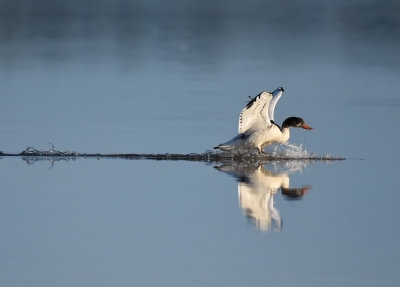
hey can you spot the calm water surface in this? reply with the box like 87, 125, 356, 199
1, 0, 400, 286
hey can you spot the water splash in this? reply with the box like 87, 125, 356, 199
20, 143, 78, 156
268, 143, 316, 159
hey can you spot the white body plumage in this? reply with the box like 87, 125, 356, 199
217, 125, 290, 152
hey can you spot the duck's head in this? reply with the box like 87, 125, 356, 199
282, 117, 313, 130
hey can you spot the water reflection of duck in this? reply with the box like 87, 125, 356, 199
214, 87, 312, 154
216, 163, 310, 232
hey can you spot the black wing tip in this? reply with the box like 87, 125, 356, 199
245, 92, 263, 109
271, 87, 284, 94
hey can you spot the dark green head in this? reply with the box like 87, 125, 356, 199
282, 117, 313, 130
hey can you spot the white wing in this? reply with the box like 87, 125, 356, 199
238, 91, 273, 133
268, 88, 284, 122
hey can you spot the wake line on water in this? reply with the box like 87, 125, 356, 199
0, 144, 345, 164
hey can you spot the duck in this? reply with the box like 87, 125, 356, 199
214, 87, 312, 154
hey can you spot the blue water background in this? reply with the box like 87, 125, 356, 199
0, 0, 399, 286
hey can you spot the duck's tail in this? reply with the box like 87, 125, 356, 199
213, 144, 234, 151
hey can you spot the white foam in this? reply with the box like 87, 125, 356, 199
267, 143, 316, 159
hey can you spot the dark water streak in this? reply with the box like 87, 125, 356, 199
0, 150, 345, 164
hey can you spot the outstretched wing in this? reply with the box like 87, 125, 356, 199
238, 92, 272, 133
268, 88, 284, 122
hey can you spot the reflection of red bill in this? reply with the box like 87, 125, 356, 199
301, 186, 312, 195
302, 123, 313, 130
